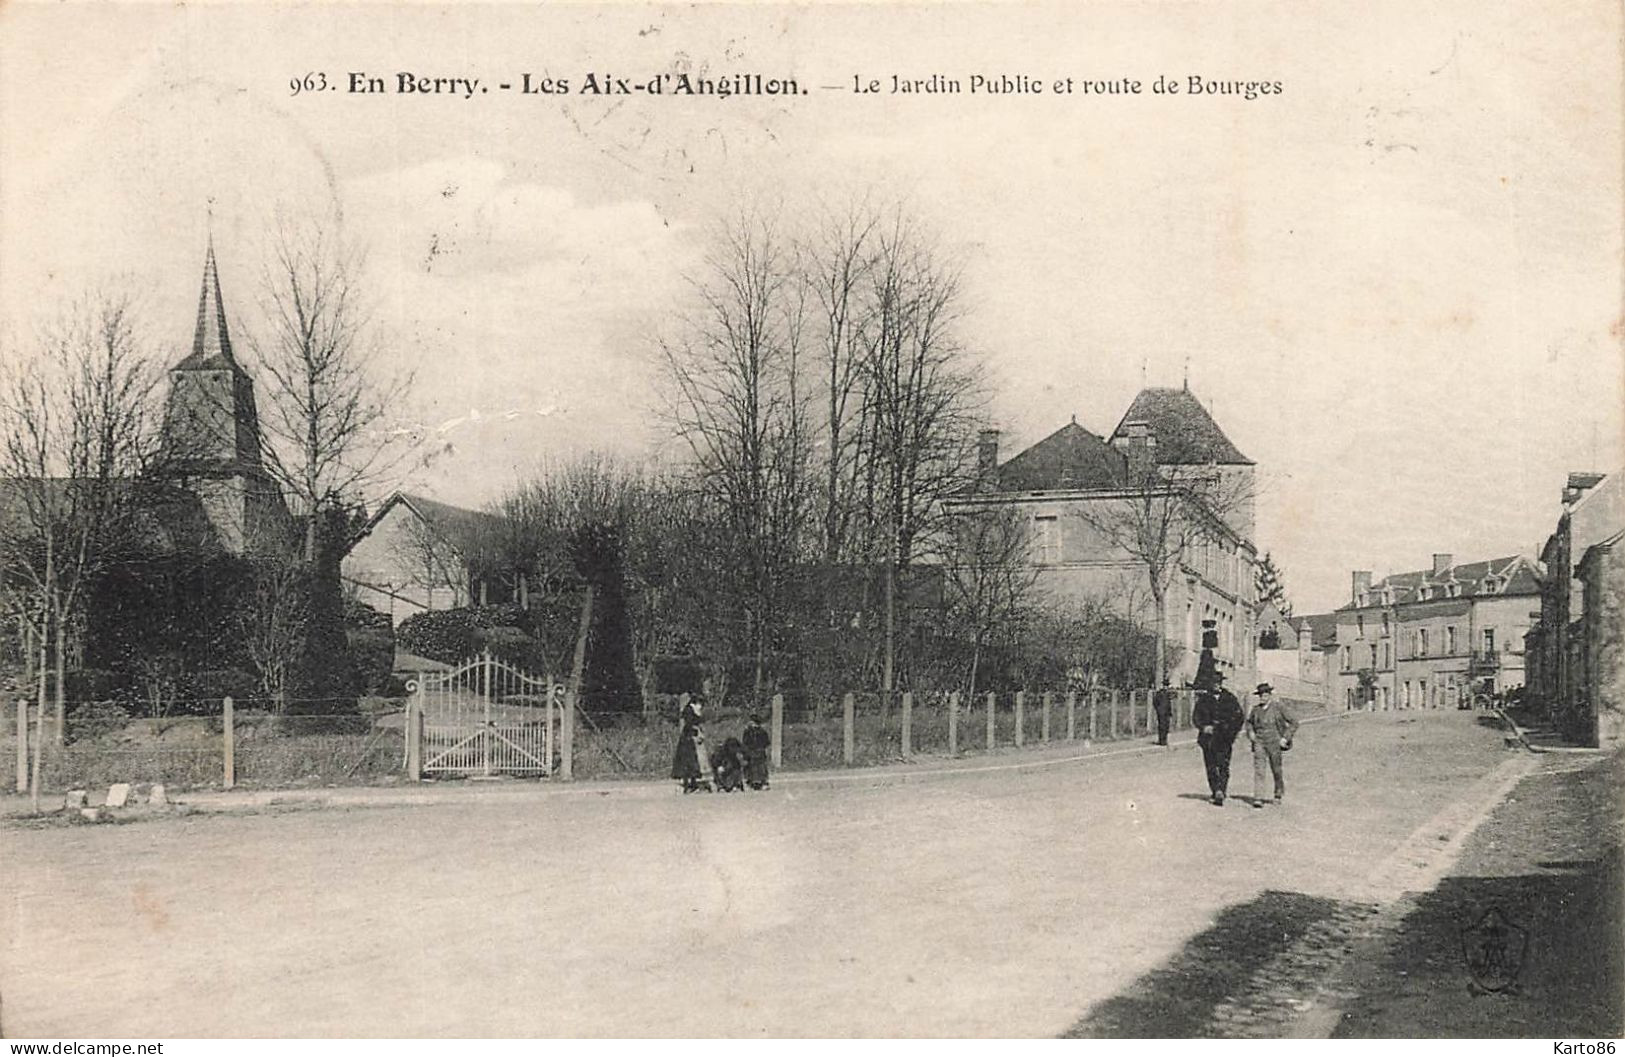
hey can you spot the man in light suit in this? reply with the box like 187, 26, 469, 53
1245, 683, 1299, 808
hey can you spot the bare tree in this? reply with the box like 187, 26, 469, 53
661, 211, 814, 703
860, 213, 982, 702
237, 559, 308, 709
941, 503, 1040, 695
247, 215, 414, 561
1068, 455, 1253, 686
0, 292, 159, 738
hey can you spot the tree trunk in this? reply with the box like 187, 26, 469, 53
52, 618, 65, 744
1151, 583, 1167, 686
881, 553, 895, 724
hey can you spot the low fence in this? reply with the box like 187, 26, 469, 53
7, 687, 1333, 797
5, 696, 406, 803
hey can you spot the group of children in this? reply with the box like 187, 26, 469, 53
671, 698, 772, 794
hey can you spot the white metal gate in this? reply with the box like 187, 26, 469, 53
409, 652, 557, 777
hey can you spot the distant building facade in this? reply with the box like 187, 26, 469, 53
1332, 553, 1539, 710
945, 386, 1259, 687
1526, 471, 1624, 747
342, 492, 527, 624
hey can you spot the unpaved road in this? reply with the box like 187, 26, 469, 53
2, 712, 1516, 1037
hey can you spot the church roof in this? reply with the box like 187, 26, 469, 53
173, 241, 244, 372
1107, 387, 1252, 465
990, 421, 1128, 492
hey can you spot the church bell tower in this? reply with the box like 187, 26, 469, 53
158, 239, 290, 556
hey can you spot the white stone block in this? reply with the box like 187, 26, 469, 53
148, 784, 167, 806
64, 789, 87, 809
105, 782, 131, 808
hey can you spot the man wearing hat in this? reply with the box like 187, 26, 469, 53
1245, 683, 1299, 808
1191, 669, 1246, 805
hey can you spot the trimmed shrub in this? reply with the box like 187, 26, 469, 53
65, 699, 132, 744
397, 608, 482, 665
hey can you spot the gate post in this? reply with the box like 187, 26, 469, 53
1014, 691, 1025, 748
948, 691, 959, 755
16, 698, 26, 794
1041, 691, 1052, 743
985, 691, 996, 750
544, 677, 556, 777
842, 692, 855, 766
901, 690, 913, 758
770, 693, 783, 769
1089, 691, 1098, 739
1066, 691, 1076, 741
406, 695, 422, 781
222, 696, 236, 790
1110, 690, 1120, 738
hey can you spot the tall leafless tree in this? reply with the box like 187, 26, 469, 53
661, 212, 814, 703
0, 292, 158, 739
247, 215, 414, 561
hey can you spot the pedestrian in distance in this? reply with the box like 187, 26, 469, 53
1192, 670, 1246, 806
742, 712, 771, 790
671, 694, 712, 794
1152, 675, 1174, 746
1245, 683, 1299, 808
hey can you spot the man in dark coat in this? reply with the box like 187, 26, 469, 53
1152, 676, 1174, 746
1192, 670, 1246, 805
1245, 683, 1299, 807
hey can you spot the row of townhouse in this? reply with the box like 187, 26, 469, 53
1328, 553, 1540, 711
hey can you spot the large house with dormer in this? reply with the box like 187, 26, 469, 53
945, 385, 1259, 686
1332, 553, 1540, 710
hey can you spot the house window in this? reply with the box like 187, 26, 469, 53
1419, 586, 1431, 601
1381, 612, 1390, 638
1369, 644, 1378, 669
1446, 626, 1457, 655
1342, 646, 1352, 671
1419, 628, 1429, 658
1483, 627, 1496, 654
1357, 614, 1365, 638
1035, 516, 1060, 563
1381, 642, 1390, 668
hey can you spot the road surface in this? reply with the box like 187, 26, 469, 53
1, 711, 1518, 1037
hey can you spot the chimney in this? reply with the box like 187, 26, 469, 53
1115, 420, 1156, 482
1352, 570, 1372, 605
1432, 553, 1452, 577
977, 428, 1000, 483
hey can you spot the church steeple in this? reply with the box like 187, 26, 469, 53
176, 237, 239, 370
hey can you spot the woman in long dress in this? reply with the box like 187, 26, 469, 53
671, 697, 712, 793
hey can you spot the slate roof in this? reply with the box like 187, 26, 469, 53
990, 421, 1127, 492
1344, 555, 1539, 608
1294, 612, 1339, 649
369, 492, 508, 557
1107, 387, 1253, 466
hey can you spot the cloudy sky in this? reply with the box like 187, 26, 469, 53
2, 1, 1619, 613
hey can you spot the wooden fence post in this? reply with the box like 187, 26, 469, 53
1066, 691, 1077, 741
1110, 690, 1120, 738
222, 695, 236, 790
1014, 691, 1025, 748
842, 692, 855, 766
544, 677, 555, 776
406, 695, 422, 781
985, 691, 996, 750
901, 691, 913, 758
770, 693, 784, 769
1089, 691, 1099, 739
948, 691, 959, 755
15, 698, 25, 794
1041, 692, 1052, 743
